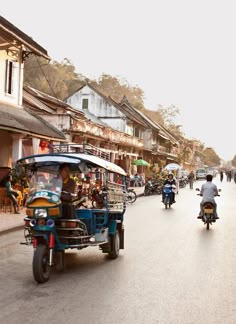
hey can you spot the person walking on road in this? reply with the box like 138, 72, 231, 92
220, 171, 223, 182
188, 171, 195, 189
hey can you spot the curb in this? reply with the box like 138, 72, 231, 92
136, 193, 144, 198
0, 224, 24, 236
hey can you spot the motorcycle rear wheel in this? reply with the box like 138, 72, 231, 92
127, 190, 137, 203
144, 188, 150, 196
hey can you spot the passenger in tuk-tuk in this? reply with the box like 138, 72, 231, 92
59, 163, 76, 219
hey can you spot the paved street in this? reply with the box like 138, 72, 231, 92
1, 177, 236, 324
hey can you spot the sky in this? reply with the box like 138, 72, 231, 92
1, 0, 236, 160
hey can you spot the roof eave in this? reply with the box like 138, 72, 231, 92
0, 17, 50, 60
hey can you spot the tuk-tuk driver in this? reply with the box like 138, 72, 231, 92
59, 163, 76, 202
57, 163, 77, 219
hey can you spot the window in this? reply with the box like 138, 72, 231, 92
5, 60, 14, 95
82, 98, 89, 109
134, 127, 140, 138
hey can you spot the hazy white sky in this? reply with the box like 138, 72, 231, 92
2, 0, 236, 160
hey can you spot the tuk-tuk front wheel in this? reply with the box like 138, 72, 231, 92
108, 231, 120, 259
33, 244, 50, 283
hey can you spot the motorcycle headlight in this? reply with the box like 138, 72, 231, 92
34, 208, 47, 218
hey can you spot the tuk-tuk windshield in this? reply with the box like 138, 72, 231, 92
29, 172, 62, 195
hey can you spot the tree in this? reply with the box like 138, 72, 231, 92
91, 74, 145, 110
24, 56, 85, 100
232, 155, 236, 167
203, 147, 221, 166
158, 105, 180, 126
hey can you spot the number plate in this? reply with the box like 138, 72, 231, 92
204, 208, 213, 213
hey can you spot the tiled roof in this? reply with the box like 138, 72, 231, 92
23, 90, 55, 114
67, 83, 147, 127
0, 101, 65, 140
65, 82, 179, 144
24, 85, 86, 120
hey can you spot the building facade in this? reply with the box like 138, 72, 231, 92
0, 16, 65, 167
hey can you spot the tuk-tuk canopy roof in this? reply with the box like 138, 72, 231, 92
16, 153, 127, 176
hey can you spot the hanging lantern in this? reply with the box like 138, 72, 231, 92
39, 140, 47, 151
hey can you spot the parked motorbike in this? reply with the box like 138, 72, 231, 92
196, 188, 221, 230
91, 186, 107, 208
179, 177, 188, 188
162, 184, 175, 209
125, 188, 137, 203
144, 180, 163, 196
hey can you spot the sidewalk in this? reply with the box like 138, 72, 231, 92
0, 209, 25, 235
0, 187, 144, 235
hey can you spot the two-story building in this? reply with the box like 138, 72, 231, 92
0, 16, 65, 167
23, 85, 144, 172
65, 82, 179, 171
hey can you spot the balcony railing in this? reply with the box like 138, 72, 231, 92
51, 143, 110, 161
152, 144, 178, 157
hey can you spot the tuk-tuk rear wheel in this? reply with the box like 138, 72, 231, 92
33, 244, 50, 283
108, 231, 120, 259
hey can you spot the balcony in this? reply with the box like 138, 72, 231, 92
152, 144, 178, 158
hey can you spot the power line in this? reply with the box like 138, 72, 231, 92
35, 55, 58, 99
0, 33, 59, 99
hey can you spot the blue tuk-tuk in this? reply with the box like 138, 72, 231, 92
17, 153, 126, 283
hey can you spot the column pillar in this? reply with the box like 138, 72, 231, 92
11, 134, 23, 165
32, 138, 40, 155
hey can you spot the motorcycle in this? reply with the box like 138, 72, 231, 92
179, 176, 188, 188
91, 186, 107, 208
125, 188, 137, 203
144, 180, 163, 196
196, 188, 221, 230
162, 184, 175, 209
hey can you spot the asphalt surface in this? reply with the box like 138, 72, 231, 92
1, 176, 236, 324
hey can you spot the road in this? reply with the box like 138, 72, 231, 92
1, 177, 236, 324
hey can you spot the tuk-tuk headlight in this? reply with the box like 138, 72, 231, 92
30, 219, 37, 227
34, 208, 47, 218
46, 219, 55, 228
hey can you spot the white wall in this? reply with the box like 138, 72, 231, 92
66, 85, 130, 133
0, 49, 23, 106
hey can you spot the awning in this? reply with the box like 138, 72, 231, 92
17, 153, 127, 176
0, 102, 65, 141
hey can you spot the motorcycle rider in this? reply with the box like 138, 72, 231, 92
162, 173, 176, 203
197, 174, 219, 219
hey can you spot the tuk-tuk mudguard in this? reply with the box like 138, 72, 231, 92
108, 220, 118, 235
33, 233, 49, 245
